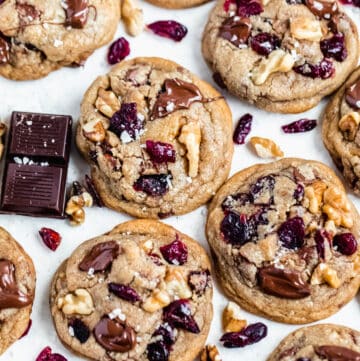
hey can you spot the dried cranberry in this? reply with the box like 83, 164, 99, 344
188, 270, 211, 296
296, 358, 311, 361
108, 283, 141, 303
220, 322, 267, 348
320, 33, 347, 62
213, 72, 227, 89
39, 227, 61, 251
107, 37, 130, 65
134, 174, 171, 196
69, 318, 90, 344
315, 229, 331, 260
147, 341, 169, 361
294, 184, 304, 201
278, 217, 305, 249
36, 347, 67, 361
109, 103, 144, 142
237, 0, 264, 17
340, 0, 360, 6
163, 299, 200, 333
153, 324, 176, 347
20, 319, 32, 338
250, 175, 275, 199
147, 21, 188, 42
294, 59, 335, 79
160, 236, 188, 265
250, 33, 281, 56
221, 212, 256, 245
85, 174, 104, 207
282, 119, 317, 133
233, 113, 253, 145
224, 0, 233, 11
146, 140, 176, 164
333, 233, 358, 255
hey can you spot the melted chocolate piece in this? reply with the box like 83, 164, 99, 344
315, 345, 360, 360
0, 260, 32, 309
63, 0, 89, 29
346, 79, 360, 110
305, 0, 339, 19
0, 35, 9, 64
16, 3, 40, 24
258, 266, 311, 299
219, 17, 251, 48
94, 317, 136, 352
151, 78, 203, 119
79, 241, 119, 272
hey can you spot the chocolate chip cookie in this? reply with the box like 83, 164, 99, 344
76, 57, 233, 219
323, 67, 360, 195
267, 324, 360, 360
50, 220, 213, 361
145, 0, 210, 8
206, 158, 360, 324
0, 227, 35, 355
202, 0, 359, 113
0, 1, 120, 80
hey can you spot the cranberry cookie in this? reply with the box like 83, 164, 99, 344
145, 0, 210, 8
0, 1, 120, 80
267, 324, 360, 360
50, 220, 213, 361
323, 67, 360, 195
0, 227, 35, 355
206, 158, 360, 324
76, 57, 233, 219
202, 0, 359, 113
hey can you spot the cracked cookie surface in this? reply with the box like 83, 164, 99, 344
0, 0, 120, 80
206, 158, 360, 324
50, 220, 213, 361
76, 57, 233, 219
0, 227, 35, 355
267, 324, 360, 360
202, 0, 359, 113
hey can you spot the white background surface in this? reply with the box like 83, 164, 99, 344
1, 1, 360, 360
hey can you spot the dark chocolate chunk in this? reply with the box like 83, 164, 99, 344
219, 17, 251, 48
346, 79, 360, 110
315, 345, 360, 360
63, 0, 89, 29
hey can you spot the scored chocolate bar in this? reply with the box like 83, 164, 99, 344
1, 111, 72, 218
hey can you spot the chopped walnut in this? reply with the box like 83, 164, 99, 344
223, 302, 247, 333
338, 111, 360, 141
57, 289, 95, 315
95, 88, 120, 118
304, 180, 327, 214
142, 288, 171, 313
290, 17, 323, 41
311, 263, 341, 288
201, 345, 222, 361
66, 183, 93, 226
250, 136, 284, 158
121, 0, 144, 37
165, 269, 192, 299
83, 119, 106, 143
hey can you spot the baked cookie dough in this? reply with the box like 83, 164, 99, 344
0, 0, 120, 80
76, 57, 233, 219
202, 0, 359, 113
50, 220, 213, 361
145, 0, 210, 9
323, 67, 360, 195
0, 227, 35, 355
206, 158, 360, 324
267, 324, 360, 360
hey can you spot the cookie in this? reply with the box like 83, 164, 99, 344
267, 324, 360, 360
0, 1, 120, 80
0, 227, 35, 355
202, 0, 359, 113
145, 0, 210, 9
50, 220, 213, 361
323, 67, 360, 195
76, 57, 233, 219
206, 158, 360, 324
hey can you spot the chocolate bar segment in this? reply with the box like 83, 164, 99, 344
1, 111, 72, 218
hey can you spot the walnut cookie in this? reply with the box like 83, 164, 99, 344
0, 0, 120, 80
0, 227, 35, 355
76, 57, 233, 219
206, 158, 360, 324
145, 0, 210, 9
323, 67, 360, 195
202, 0, 359, 113
267, 324, 360, 360
50, 220, 213, 361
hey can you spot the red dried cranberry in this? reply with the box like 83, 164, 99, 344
39, 227, 61, 251
221, 211, 256, 245
147, 21, 188, 42
296, 358, 311, 361
188, 270, 211, 296
315, 229, 331, 260
107, 37, 130, 65
250, 33, 281, 56
145, 140, 176, 164
133, 174, 171, 196
294, 59, 335, 79
36, 347, 67, 361
160, 236, 188, 265
278, 217, 305, 249
320, 33, 347, 62
294, 184, 304, 202
147, 341, 169, 361
163, 299, 200, 334
282, 119, 317, 133
233, 113, 253, 145
220, 322, 267, 348
237, 0, 264, 16
69, 318, 90, 344
213, 72, 227, 89
153, 324, 176, 347
20, 319, 32, 338
333, 233, 358, 255
109, 102, 144, 142
85, 174, 103, 207
108, 283, 141, 303
340, 0, 360, 6
224, 0, 233, 11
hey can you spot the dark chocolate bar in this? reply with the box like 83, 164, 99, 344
1, 111, 72, 218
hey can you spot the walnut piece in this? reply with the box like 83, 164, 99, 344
142, 289, 171, 313
95, 88, 120, 118
165, 269, 192, 299
66, 192, 93, 226
250, 136, 284, 158
223, 302, 247, 333
200, 345, 222, 361
57, 289, 95, 315
290, 17, 323, 41
338, 111, 360, 141
121, 0, 144, 37
311, 263, 342, 288
304, 180, 327, 214
83, 119, 106, 143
